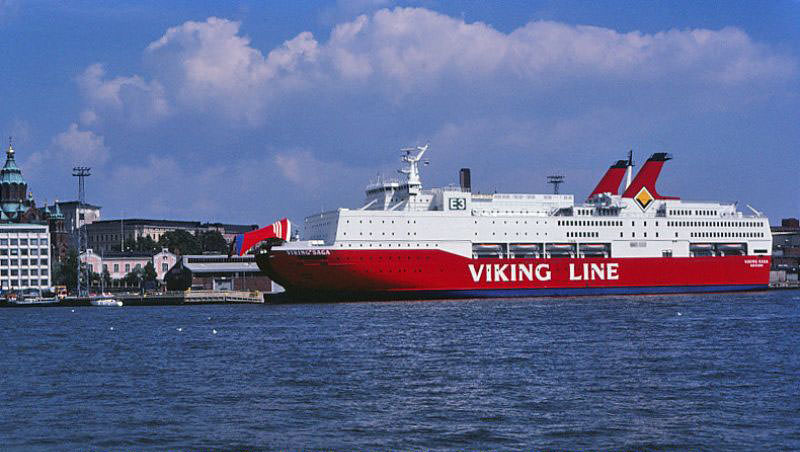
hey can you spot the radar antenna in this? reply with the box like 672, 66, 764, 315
547, 174, 565, 194
398, 143, 429, 188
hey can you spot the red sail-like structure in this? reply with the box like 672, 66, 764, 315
231, 218, 290, 256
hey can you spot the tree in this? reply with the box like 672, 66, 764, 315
143, 261, 157, 282
122, 268, 144, 288
200, 230, 229, 254
123, 236, 159, 253
158, 229, 201, 255
56, 248, 79, 292
102, 267, 111, 289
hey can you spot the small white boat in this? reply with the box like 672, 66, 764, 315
90, 298, 123, 307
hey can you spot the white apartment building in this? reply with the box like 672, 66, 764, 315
0, 223, 51, 290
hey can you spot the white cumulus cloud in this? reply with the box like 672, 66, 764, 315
52, 123, 110, 165
78, 63, 169, 125
74, 8, 795, 128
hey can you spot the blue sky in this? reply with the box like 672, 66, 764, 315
1, 0, 798, 225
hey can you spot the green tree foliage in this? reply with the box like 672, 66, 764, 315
55, 248, 79, 292
158, 229, 201, 255
143, 261, 157, 282
199, 230, 229, 254
123, 235, 160, 253
102, 267, 112, 288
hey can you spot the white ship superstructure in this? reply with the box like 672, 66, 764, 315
300, 146, 771, 260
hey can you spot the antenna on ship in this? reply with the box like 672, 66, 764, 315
547, 174, 565, 194
625, 149, 635, 189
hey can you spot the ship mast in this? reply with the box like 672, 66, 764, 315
398, 144, 429, 196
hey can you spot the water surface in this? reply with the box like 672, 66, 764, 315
1, 291, 799, 450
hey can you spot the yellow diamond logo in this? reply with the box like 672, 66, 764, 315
634, 187, 654, 211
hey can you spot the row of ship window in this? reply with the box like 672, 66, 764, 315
0, 238, 48, 246
567, 231, 599, 238
690, 232, 765, 238
343, 220, 419, 224
558, 220, 624, 227
670, 209, 717, 216
0, 258, 49, 267
668, 220, 764, 228
338, 242, 440, 248
343, 231, 419, 236
0, 268, 48, 276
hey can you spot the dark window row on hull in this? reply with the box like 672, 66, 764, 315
690, 243, 748, 257
473, 243, 611, 259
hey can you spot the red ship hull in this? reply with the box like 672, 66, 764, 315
257, 249, 771, 301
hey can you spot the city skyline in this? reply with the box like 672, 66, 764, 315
1, 0, 798, 226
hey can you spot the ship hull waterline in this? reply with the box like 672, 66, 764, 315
257, 249, 771, 302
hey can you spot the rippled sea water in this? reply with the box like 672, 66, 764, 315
1, 290, 799, 451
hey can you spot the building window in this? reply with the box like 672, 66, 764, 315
162, 263, 168, 272
0, 269, 6, 276
39, 258, 47, 266
103, 264, 108, 272
40, 238, 47, 246
41, 269, 48, 276
30, 238, 38, 245
113, 264, 119, 272
20, 269, 28, 276
30, 269, 38, 276
19, 239, 27, 245
10, 249, 17, 256
9, 239, 17, 245
20, 249, 27, 256
10, 269, 17, 276
125, 264, 130, 273
19, 259, 27, 265
0, 239, 6, 245
41, 279, 48, 286
30, 248, 38, 255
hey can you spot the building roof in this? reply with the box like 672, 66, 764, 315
0, 223, 48, 231
56, 200, 102, 210
89, 218, 203, 228
0, 143, 25, 186
83, 249, 153, 259
178, 254, 260, 274
88, 219, 259, 232
204, 223, 259, 234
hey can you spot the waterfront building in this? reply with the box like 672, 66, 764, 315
38, 203, 69, 263
80, 247, 177, 282
55, 201, 101, 234
771, 218, 800, 284
164, 254, 272, 292
0, 223, 51, 291
86, 219, 257, 253
0, 142, 60, 291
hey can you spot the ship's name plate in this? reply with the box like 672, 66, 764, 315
286, 249, 331, 256
743, 258, 769, 268
468, 263, 619, 282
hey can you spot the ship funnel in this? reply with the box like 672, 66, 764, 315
621, 153, 679, 200
459, 168, 471, 192
589, 159, 628, 199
